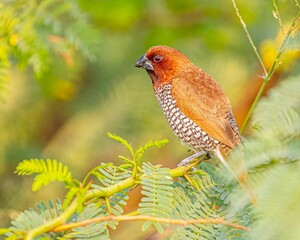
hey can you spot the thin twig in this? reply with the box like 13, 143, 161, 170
241, 10, 300, 133
52, 215, 251, 232
231, 0, 267, 76
272, 0, 285, 35
277, 11, 300, 56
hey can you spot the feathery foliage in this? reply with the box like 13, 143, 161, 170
170, 167, 254, 240
230, 75, 300, 239
62, 204, 110, 240
0, 0, 100, 98
221, 74, 300, 240
15, 159, 75, 191
138, 162, 173, 233
1, 1, 300, 239
8, 199, 64, 239
107, 132, 169, 167
91, 164, 130, 230
2, 76, 300, 240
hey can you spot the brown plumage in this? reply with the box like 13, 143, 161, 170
135, 45, 256, 204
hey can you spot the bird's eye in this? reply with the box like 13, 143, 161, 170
153, 55, 163, 63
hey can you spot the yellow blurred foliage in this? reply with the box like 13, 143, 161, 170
53, 80, 77, 101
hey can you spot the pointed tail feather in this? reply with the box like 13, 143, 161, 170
237, 168, 257, 205
216, 149, 257, 205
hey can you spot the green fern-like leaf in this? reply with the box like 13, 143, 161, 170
11, 210, 44, 231
138, 162, 173, 233
171, 176, 217, 239
91, 164, 130, 229
0, 0, 100, 98
107, 132, 134, 157
228, 76, 300, 185
62, 223, 109, 240
170, 165, 253, 240
62, 189, 78, 212
95, 163, 132, 188
253, 76, 300, 137
15, 159, 74, 191
36, 199, 63, 221
62, 204, 109, 240
108, 133, 169, 166
233, 75, 300, 239
135, 139, 169, 164
8, 199, 64, 239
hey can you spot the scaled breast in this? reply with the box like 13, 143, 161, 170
154, 84, 219, 153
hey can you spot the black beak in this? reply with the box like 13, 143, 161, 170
134, 54, 154, 71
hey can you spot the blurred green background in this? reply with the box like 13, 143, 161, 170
0, 0, 299, 238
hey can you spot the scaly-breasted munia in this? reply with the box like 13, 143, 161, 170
135, 45, 256, 204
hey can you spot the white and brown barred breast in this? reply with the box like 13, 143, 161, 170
155, 84, 220, 153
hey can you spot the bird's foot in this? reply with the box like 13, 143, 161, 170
177, 151, 209, 168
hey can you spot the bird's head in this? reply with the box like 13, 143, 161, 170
135, 45, 192, 89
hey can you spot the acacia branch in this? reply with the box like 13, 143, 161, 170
25, 158, 251, 239
52, 215, 251, 233
24, 161, 200, 240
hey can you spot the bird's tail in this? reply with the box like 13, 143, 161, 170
236, 167, 257, 205
216, 149, 257, 205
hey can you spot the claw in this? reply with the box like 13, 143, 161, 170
177, 151, 208, 167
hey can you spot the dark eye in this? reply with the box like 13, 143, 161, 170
153, 55, 163, 63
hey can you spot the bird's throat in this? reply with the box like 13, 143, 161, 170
146, 70, 158, 85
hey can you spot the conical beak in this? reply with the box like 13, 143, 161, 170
134, 54, 154, 71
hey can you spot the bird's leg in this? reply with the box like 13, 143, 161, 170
177, 151, 208, 167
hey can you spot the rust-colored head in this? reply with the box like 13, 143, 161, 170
135, 46, 193, 89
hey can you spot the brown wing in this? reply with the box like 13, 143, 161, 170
171, 68, 237, 149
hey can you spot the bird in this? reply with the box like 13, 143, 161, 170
135, 45, 256, 204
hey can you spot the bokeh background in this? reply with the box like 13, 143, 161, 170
0, 0, 299, 238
